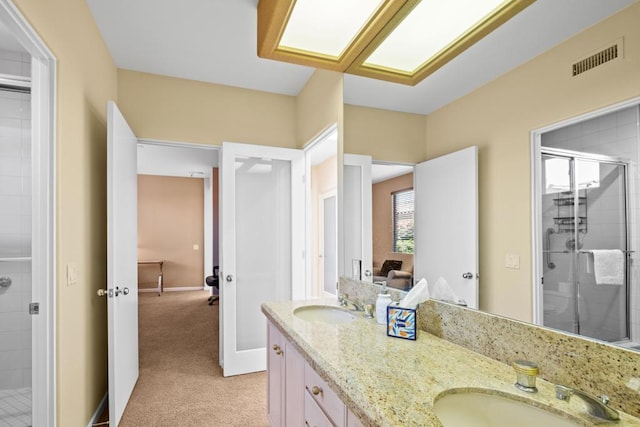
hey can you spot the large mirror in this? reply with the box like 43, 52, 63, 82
338, 2, 640, 352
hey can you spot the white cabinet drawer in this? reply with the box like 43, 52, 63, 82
304, 363, 345, 427
304, 391, 334, 427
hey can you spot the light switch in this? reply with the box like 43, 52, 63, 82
505, 254, 520, 269
67, 262, 78, 286
193, 244, 200, 251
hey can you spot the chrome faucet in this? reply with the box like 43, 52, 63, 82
555, 385, 620, 422
338, 294, 363, 311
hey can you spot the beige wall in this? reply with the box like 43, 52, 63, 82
311, 156, 338, 295
425, 3, 640, 321
12, 0, 118, 425
296, 69, 344, 147
344, 105, 426, 163
137, 176, 205, 289
117, 69, 298, 148
372, 173, 414, 268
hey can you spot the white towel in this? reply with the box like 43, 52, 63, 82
590, 249, 624, 285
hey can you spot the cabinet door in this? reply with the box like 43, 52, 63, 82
347, 408, 364, 427
284, 341, 305, 426
267, 322, 284, 426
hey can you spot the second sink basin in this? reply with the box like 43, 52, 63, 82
433, 389, 582, 427
293, 305, 357, 324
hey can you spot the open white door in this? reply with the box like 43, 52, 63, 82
106, 101, 139, 425
220, 142, 305, 376
414, 146, 479, 309
342, 154, 373, 281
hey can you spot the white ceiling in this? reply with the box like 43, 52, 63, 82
85, 0, 634, 115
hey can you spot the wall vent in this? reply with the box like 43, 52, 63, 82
572, 39, 623, 77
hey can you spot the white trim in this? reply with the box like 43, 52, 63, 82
138, 138, 220, 151
138, 286, 206, 293
0, 2, 57, 426
203, 175, 214, 289
530, 96, 640, 326
86, 393, 108, 427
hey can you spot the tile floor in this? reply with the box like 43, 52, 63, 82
0, 388, 30, 427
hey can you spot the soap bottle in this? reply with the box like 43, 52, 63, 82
376, 286, 392, 325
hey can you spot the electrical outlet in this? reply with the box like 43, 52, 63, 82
193, 244, 200, 250
67, 262, 78, 286
505, 254, 520, 269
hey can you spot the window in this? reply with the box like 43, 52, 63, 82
393, 189, 414, 253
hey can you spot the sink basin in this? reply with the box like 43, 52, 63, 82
293, 305, 357, 324
433, 389, 582, 427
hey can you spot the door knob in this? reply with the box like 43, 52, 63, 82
226, 275, 233, 282
97, 288, 113, 297
462, 272, 474, 279
364, 269, 372, 277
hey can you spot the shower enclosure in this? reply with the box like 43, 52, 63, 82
541, 151, 629, 342
538, 104, 640, 347
0, 54, 33, 425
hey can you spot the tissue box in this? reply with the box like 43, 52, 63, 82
386, 304, 417, 340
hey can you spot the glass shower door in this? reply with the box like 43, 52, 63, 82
541, 152, 629, 342
575, 159, 628, 342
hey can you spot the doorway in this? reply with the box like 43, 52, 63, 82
0, 3, 56, 426
533, 101, 640, 348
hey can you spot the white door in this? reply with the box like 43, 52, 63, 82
414, 146, 479, 309
106, 101, 139, 425
220, 142, 305, 376
320, 192, 337, 295
342, 154, 373, 281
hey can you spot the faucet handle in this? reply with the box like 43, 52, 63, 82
513, 360, 539, 393
338, 293, 348, 306
555, 384, 573, 401
600, 395, 610, 405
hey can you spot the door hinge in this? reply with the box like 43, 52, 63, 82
29, 302, 39, 315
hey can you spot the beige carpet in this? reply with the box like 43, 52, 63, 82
119, 291, 269, 427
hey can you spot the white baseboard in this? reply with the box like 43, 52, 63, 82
138, 286, 206, 293
86, 392, 108, 427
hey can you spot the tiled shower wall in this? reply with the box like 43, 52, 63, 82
542, 105, 640, 343
0, 48, 32, 390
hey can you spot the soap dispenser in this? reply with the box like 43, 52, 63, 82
375, 283, 392, 325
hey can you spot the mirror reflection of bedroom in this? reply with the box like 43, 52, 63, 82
371, 163, 414, 290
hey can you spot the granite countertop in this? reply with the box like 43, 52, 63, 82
262, 299, 640, 427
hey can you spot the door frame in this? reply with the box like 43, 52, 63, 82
0, 1, 57, 425
530, 96, 640, 325
303, 124, 338, 298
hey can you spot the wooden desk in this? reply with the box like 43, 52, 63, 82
138, 260, 164, 295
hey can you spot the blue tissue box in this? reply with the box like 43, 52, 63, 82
386, 304, 417, 340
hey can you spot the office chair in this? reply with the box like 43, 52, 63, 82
205, 265, 219, 305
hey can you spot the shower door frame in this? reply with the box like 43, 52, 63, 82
0, 1, 57, 426
531, 96, 640, 333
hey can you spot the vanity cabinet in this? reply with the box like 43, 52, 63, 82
267, 320, 363, 427
267, 321, 304, 426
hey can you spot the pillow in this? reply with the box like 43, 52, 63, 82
379, 260, 402, 276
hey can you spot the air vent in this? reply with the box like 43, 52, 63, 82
572, 39, 622, 77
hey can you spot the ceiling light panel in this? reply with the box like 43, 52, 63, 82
279, 0, 385, 58
364, 0, 505, 72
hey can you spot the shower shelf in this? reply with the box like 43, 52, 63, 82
553, 196, 586, 206
553, 192, 587, 233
